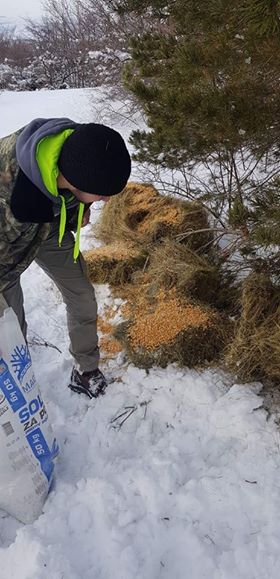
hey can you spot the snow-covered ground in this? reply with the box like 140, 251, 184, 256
1, 88, 280, 579
0, 88, 143, 169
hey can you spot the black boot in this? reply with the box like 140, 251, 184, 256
69, 367, 108, 399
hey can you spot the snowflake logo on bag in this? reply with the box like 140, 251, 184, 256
10, 345, 32, 383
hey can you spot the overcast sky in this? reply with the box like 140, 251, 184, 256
0, 0, 43, 22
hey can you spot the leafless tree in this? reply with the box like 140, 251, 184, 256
0, 0, 163, 93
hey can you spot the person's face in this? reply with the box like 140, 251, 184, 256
57, 172, 110, 204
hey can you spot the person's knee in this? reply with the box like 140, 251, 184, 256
64, 285, 97, 318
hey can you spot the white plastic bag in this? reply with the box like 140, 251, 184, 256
0, 307, 59, 524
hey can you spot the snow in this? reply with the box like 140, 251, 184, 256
1, 87, 280, 578
0, 88, 143, 163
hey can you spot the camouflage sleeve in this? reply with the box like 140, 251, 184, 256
0, 196, 51, 294
0, 129, 50, 293
0, 197, 37, 292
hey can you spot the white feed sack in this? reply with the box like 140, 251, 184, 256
0, 308, 59, 524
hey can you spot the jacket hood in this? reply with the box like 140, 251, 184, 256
16, 117, 78, 204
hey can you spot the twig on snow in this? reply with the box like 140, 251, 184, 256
110, 400, 152, 430
27, 332, 62, 354
110, 405, 137, 429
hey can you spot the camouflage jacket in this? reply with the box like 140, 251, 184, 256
0, 130, 51, 293
0, 118, 79, 294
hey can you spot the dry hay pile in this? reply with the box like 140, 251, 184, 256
99, 335, 122, 357
132, 239, 236, 310
95, 182, 212, 252
83, 242, 147, 286
83, 181, 235, 370
114, 288, 231, 369
225, 273, 280, 382
97, 316, 123, 359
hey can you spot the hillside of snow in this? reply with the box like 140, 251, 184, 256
0, 88, 280, 579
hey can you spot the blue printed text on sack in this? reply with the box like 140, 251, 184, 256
22, 373, 36, 394
0, 359, 27, 412
19, 394, 47, 425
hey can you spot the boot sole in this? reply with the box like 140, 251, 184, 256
68, 383, 106, 399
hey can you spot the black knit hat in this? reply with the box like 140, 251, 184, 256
58, 123, 131, 196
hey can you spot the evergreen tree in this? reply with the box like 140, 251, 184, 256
116, 0, 280, 274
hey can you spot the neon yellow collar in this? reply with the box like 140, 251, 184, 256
36, 129, 84, 262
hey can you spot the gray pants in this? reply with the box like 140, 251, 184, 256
0, 221, 99, 372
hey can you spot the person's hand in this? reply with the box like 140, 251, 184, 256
81, 207, 91, 227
